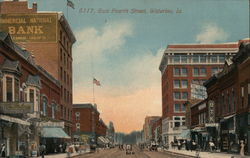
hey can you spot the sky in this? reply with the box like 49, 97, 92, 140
26, 0, 249, 133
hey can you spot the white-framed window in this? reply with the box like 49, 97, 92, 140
76, 123, 80, 131
200, 68, 207, 76
174, 103, 181, 112
173, 68, 180, 76
219, 54, 225, 63
42, 96, 48, 116
174, 80, 180, 88
182, 92, 188, 100
173, 116, 185, 127
174, 92, 180, 100
181, 80, 188, 88
75, 112, 80, 121
181, 68, 188, 76
2, 74, 20, 102
210, 55, 218, 63
51, 103, 56, 119
193, 68, 199, 76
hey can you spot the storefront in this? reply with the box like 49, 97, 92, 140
0, 114, 30, 157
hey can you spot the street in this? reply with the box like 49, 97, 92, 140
75, 147, 189, 158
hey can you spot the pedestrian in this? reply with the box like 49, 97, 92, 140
240, 140, 245, 157
1, 144, 6, 158
209, 141, 215, 152
39, 144, 46, 158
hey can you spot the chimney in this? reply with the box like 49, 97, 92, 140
32, 2, 37, 12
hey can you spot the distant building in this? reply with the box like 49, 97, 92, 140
143, 116, 161, 143
159, 41, 245, 146
151, 118, 162, 144
0, 0, 76, 136
72, 104, 107, 145
107, 121, 115, 144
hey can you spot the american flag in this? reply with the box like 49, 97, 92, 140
67, 0, 75, 9
93, 78, 101, 86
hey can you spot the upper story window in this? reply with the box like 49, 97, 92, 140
211, 55, 218, 63
75, 112, 80, 121
193, 68, 206, 77
181, 68, 188, 76
6, 77, 13, 102
174, 80, 180, 88
52, 103, 56, 119
193, 55, 199, 63
200, 68, 207, 76
219, 54, 225, 63
76, 123, 80, 131
181, 80, 188, 88
174, 103, 181, 112
174, 68, 180, 76
42, 96, 48, 116
193, 68, 199, 76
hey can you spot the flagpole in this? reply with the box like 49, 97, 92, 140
90, 52, 95, 104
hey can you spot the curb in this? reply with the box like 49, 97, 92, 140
162, 150, 196, 158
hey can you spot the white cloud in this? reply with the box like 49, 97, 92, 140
73, 20, 133, 64
196, 23, 229, 43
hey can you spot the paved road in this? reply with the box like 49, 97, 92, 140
75, 146, 189, 158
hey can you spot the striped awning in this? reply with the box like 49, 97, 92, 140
41, 127, 70, 139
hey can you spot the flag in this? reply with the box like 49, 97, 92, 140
67, 0, 75, 9
93, 78, 101, 86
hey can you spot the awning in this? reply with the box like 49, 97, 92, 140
0, 114, 30, 126
97, 136, 107, 144
177, 129, 191, 139
41, 127, 70, 139
192, 127, 206, 132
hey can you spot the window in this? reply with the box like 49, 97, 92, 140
42, 97, 48, 116
182, 92, 188, 100
76, 123, 80, 131
212, 67, 218, 75
174, 80, 180, 88
173, 55, 180, 63
193, 55, 199, 63
182, 104, 186, 111
200, 68, 206, 76
181, 80, 188, 88
75, 112, 80, 121
174, 68, 180, 76
174, 92, 180, 100
6, 77, 13, 102
174, 103, 181, 112
174, 117, 180, 127
181, 55, 187, 63
30, 89, 34, 103
52, 103, 56, 119
193, 68, 199, 76
211, 55, 218, 63
200, 55, 206, 63
14, 78, 19, 102
181, 68, 188, 76
219, 54, 225, 63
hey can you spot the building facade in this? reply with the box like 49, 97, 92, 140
143, 116, 161, 144
72, 104, 107, 145
0, 0, 76, 136
159, 42, 242, 146
204, 41, 250, 154
0, 32, 69, 156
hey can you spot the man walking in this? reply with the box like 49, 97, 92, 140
0, 144, 6, 158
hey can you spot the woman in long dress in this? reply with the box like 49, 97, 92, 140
240, 140, 244, 156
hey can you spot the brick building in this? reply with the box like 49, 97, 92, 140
159, 42, 242, 146
0, 32, 69, 156
72, 104, 107, 145
0, 0, 76, 136
151, 118, 162, 144
143, 116, 161, 144
204, 41, 250, 153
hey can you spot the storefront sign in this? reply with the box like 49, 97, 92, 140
0, 102, 33, 114
208, 100, 215, 123
0, 13, 57, 42
205, 123, 218, 127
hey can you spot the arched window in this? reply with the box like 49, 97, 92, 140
42, 97, 48, 116
51, 102, 56, 119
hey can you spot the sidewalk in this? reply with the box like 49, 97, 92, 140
36, 150, 90, 158
162, 148, 250, 158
